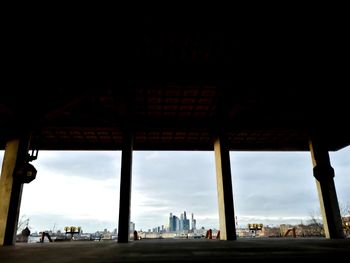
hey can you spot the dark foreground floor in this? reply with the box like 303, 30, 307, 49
1, 238, 350, 263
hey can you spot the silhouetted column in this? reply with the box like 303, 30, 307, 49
214, 135, 237, 240
118, 133, 133, 243
309, 138, 344, 239
0, 137, 30, 246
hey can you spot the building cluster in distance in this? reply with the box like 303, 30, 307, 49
139, 211, 197, 234
169, 211, 196, 233
135, 211, 200, 239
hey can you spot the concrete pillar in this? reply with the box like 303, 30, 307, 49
0, 137, 30, 246
117, 133, 133, 243
309, 138, 344, 239
214, 135, 237, 240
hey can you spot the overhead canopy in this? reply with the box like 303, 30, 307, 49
1, 14, 348, 151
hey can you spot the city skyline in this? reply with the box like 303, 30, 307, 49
168, 211, 195, 232
0, 147, 349, 233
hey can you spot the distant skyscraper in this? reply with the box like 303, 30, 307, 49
169, 213, 173, 231
180, 213, 184, 231
191, 213, 196, 231
182, 211, 190, 231
175, 216, 180, 231
168, 211, 193, 232
169, 213, 179, 232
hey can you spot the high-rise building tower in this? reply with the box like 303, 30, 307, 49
180, 213, 184, 231
169, 213, 173, 232
191, 213, 196, 231
183, 211, 190, 231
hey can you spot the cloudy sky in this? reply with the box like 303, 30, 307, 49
0, 146, 349, 233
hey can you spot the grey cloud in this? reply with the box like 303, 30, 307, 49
331, 149, 350, 167
234, 191, 319, 217
231, 152, 313, 181
331, 148, 350, 204
133, 151, 216, 194
35, 151, 121, 180
131, 151, 219, 224
134, 198, 169, 208
131, 149, 348, 230
230, 151, 322, 219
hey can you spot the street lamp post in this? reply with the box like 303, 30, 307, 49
248, 224, 263, 237
64, 226, 81, 240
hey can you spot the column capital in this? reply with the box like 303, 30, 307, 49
313, 165, 334, 181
